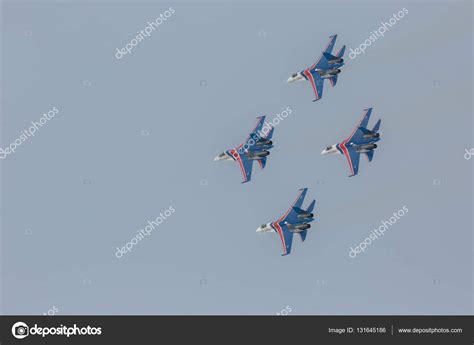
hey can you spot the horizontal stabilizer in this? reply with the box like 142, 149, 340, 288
365, 150, 374, 162
299, 230, 308, 242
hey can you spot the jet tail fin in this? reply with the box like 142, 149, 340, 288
306, 199, 316, 213
258, 157, 267, 169
336, 45, 346, 58
329, 75, 338, 87
263, 126, 274, 140
372, 119, 381, 133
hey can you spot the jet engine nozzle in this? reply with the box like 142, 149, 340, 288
288, 223, 311, 232
297, 213, 314, 219
250, 151, 270, 160
256, 139, 272, 146
356, 144, 377, 153
328, 68, 341, 75
363, 132, 380, 139
328, 58, 343, 64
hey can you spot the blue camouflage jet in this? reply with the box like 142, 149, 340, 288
287, 35, 346, 102
256, 188, 316, 256
321, 107, 381, 177
214, 116, 274, 183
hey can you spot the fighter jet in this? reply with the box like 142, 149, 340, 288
256, 188, 315, 256
287, 35, 346, 102
321, 107, 381, 177
214, 116, 274, 183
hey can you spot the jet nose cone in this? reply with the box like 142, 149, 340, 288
214, 153, 226, 161
322, 145, 337, 155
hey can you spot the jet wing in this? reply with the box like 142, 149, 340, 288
303, 69, 324, 102
311, 35, 338, 70
338, 144, 361, 177
278, 188, 308, 224
343, 108, 373, 143
271, 188, 310, 255
271, 222, 294, 256
243, 116, 266, 146
335, 108, 372, 177
229, 149, 253, 183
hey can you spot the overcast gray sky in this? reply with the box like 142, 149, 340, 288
1, 0, 472, 315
